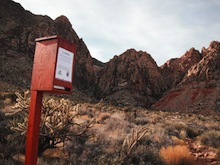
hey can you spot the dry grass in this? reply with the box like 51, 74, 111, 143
171, 136, 186, 146
199, 130, 220, 148
1, 94, 220, 164
160, 145, 194, 165
95, 112, 110, 124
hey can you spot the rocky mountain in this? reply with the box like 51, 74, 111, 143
152, 41, 220, 115
160, 48, 202, 90
95, 49, 165, 107
0, 0, 95, 94
0, 0, 219, 115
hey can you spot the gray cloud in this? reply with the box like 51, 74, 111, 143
14, 0, 220, 65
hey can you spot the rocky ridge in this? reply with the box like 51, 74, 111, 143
160, 48, 202, 90
152, 41, 220, 115
0, 0, 220, 115
0, 0, 94, 94
95, 49, 165, 107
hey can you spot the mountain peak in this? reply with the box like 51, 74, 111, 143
0, 1, 219, 114
95, 49, 165, 107
55, 15, 72, 27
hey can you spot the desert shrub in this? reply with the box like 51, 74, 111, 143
96, 112, 110, 124
84, 143, 163, 165
171, 136, 186, 146
66, 123, 164, 164
5, 91, 93, 155
0, 110, 25, 159
123, 126, 149, 155
185, 124, 206, 138
104, 112, 134, 134
148, 112, 163, 124
133, 117, 148, 125
165, 122, 188, 139
64, 135, 90, 160
149, 125, 173, 148
199, 130, 220, 148
38, 157, 70, 165
66, 137, 114, 164
160, 145, 194, 165
216, 149, 220, 160
0, 110, 8, 143
95, 152, 123, 165
66, 111, 131, 164
78, 103, 95, 118
121, 126, 165, 165
0, 157, 23, 165
122, 145, 164, 165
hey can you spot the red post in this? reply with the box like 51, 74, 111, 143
24, 36, 76, 164
25, 91, 43, 165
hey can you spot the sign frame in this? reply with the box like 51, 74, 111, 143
31, 35, 76, 94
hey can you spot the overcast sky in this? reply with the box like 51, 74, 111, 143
14, 0, 220, 66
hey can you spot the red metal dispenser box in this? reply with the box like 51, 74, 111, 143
31, 35, 76, 94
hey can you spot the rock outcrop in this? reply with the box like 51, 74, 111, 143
95, 49, 165, 107
182, 41, 220, 83
0, 0, 220, 114
152, 41, 220, 115
0, 0, 94, 94
160, 48, 202, 90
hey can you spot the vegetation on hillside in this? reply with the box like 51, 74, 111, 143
0, 91, 219, 164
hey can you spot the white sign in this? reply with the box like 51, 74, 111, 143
55, 47, 74, 82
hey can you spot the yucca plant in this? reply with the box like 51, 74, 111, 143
123, 126, 149, 155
